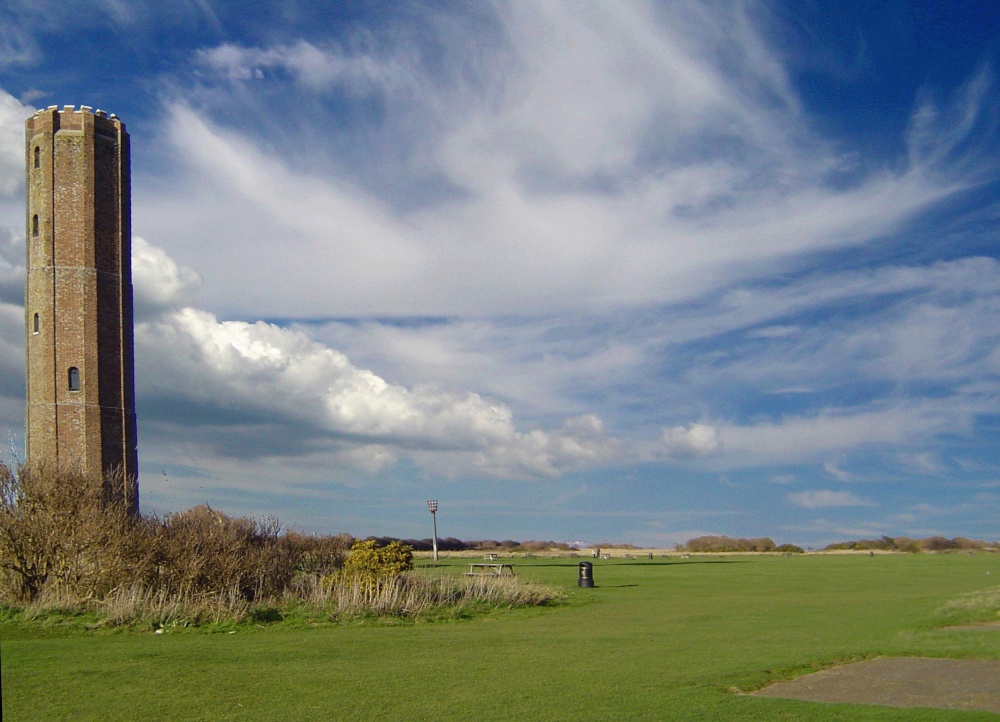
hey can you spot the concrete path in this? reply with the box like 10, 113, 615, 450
753, 657, 1000, 714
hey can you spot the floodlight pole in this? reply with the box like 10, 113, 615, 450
427, 499, 439, 561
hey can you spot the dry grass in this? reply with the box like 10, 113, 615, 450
295, 571, 562, 620
935, 584, 1000, 627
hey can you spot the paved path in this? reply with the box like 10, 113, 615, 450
753, 657, 1000, 714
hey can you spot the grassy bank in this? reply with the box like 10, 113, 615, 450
3, 553, 998, 720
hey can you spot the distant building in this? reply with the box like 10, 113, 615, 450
24, 105, 138, 512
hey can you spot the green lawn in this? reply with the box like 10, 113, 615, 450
3, 554, 998, 721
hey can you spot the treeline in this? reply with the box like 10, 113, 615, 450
674, 534, 1000, 554
676, 536, 804, 554
824, 535, 1000, 553
361, 537, 580, 553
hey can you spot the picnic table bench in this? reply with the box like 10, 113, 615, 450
465, 563, 516, 577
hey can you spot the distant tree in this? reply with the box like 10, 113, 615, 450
680, 536, 777, 553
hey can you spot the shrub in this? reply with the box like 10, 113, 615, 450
155, 505, 295, 601
0, 462, 347, 613
282, 531, 351, 576
341, 539, 413, 585
0, 462, 150, 601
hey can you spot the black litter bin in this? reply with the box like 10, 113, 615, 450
578, 561, 595, 588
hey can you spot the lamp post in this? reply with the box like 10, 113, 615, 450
427, 499, 439, 561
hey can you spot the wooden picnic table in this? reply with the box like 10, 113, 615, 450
464, 563, 516, 577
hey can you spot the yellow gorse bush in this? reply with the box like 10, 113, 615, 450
340, 539, 414, 585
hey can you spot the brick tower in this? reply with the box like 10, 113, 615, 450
24, 105, 138, 513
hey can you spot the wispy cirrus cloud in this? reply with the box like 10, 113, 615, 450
788, 490, 875, 509
138, 2, 990, 320
196, 41, 411, 93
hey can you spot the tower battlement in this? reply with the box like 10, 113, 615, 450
28, 105, 125, 140
25, 104, 138, 512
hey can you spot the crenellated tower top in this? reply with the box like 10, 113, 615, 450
27, 104, 126, 137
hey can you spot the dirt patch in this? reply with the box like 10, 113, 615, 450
947, 621, 1000, 632
753, 657, 1000, 714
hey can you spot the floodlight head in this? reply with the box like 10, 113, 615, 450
427, 499, 438, 513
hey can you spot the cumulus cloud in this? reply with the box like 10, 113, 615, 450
0, 89, 33, 196
788, 490, 875, 509
131, 241, 620, 478
660, 423, 722, 459
0, 299, 24, 397
131, 236, 201, 318
0, 225, 24, 305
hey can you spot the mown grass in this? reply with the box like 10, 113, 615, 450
3, 553, 999, 721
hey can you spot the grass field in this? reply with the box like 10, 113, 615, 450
2, 553, 998, 720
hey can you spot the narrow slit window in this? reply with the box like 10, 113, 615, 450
32, 313, 39, 334
32, 215, 39, 237
68, 367, 80, 392
33, 146, 40, 169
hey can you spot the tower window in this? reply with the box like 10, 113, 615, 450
68, 367, 80, 392
32, 215, 39, 237
33, 313, 39, 334
33, 146, 40, 168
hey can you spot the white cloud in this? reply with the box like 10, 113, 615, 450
0, 23, 38, 68
898, 451, 945, 474
0, 89, 33, 196
712, 402, 965, 469
131, 236, 201, 318
196, 41, 410, 93
136, 2, 985, 320
131, 241, 621, 478
0, 224, 24, 305
823, 462, 852, 481
788, 490, 875, 509
660, 423, 722, 459
907, 65, 994, 171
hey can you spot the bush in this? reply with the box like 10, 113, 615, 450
0, 462, 349, 611
341, 539, 413, 585
282, 531, 351, 576
0, 462, 149, 601
154, 505, 295, 601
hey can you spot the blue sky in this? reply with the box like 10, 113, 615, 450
1, 1, 998, 548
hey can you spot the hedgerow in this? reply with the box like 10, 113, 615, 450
0, 462, 559, 627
